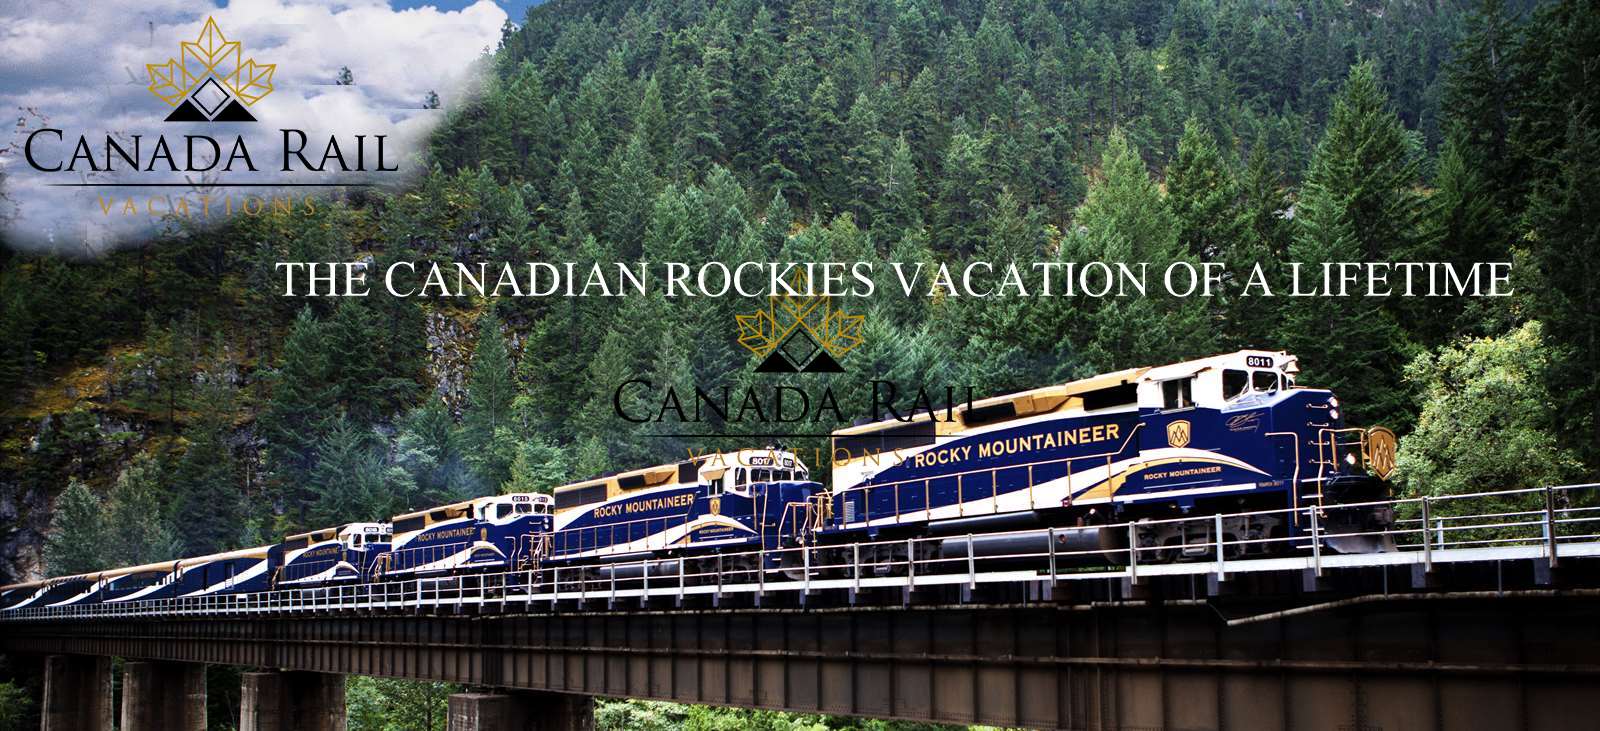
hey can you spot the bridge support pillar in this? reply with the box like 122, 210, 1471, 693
41, 655, 113, 731
447, 691, 593, 731
119, 661, 206, 731
240, 670, 346, 731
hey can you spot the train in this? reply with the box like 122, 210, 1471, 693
0, 350, 1397, 613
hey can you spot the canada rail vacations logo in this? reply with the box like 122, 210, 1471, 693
146, 17, 275, 122
735, 269, 865, 373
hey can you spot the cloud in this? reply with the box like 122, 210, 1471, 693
0, 0, 508, 253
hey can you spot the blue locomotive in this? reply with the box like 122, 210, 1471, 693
816, 350, 1396, 565
380, 493, 554, 577
546, 448, 821, 577
272, 523, 392, 587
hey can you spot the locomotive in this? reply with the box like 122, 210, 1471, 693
812, 349, 1396, 570
0, 350, 1397, 612
545, 447, 820, 579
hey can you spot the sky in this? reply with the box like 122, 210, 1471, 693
0, 0, 514, 253
396, 0, 541, 25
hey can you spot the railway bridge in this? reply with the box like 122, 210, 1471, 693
5, 486, 1600, 731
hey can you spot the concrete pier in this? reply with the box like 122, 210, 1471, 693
118, 661, 206, 731
239, 670, 346, 731
446, 691, 594, 731
40, 655, 113, 731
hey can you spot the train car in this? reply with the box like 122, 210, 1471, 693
41, 560, 186, 608
272, 522, 392, 588
814, 350, 1396, 566
161, 546, 275, 598
96, 560, 185, 604
546, 448, 821, 577
0, 575, 93, 612
380, 493, 553, 577
0, 581, 37, 611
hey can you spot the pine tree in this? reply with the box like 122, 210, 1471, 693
933, 130, 993, 255
1279, 179, 1414, 429
674, 66, 723, 176
105, 456, 182, 566
1302, 61, 1437, 346
842, 92, 887, 220
308, 414, 389, 526
460, 311, 518, 494
260, 308, 334, 523
1303, 62, 1431, 263
598, 133, 660, 257
1443, 0, 1519, 208
171, 378, 243, 555
760, 62, 811, 202
1167, 117, 1240, 260
803, 76, 846, 209
635, 75, 672, 169
1223, 139, 1289, 349
393, 399, 467, 506
44, 480, 107, 576
1063, 128, 1216, 370
876, 134, 923, 234
1524, 106, 1600, 472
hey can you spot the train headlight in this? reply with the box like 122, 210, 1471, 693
1328, 397, 1339, 408
1329, 409, 1340, 420
1345, 453, 1358, 466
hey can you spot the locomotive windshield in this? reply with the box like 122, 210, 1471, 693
1224, 369, 1285, 400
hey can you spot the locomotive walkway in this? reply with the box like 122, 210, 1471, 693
5, 484, 1600, 730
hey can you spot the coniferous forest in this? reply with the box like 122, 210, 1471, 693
1, 0, 1597, 727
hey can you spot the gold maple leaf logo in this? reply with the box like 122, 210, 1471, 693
735, 269, 865, 364
146, 17, 275, 111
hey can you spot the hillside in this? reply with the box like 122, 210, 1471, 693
2, 0, 1596, 592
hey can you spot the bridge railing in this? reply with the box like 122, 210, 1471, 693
5, 483, 1600, 621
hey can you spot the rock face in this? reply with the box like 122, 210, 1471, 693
0, 474, 48, 584
425, 311, 475, 411
0, 402, 161, 585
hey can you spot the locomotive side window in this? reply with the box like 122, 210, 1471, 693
497, 504, 513, 519
735, 468, 747, 486
1252, 370, 1280, 392
394, 516, 424, 534
754, 468, 772, 483
1161, 378, 1194, 410
1223, 370, 1249, 400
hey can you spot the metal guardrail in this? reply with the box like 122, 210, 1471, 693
4, 484, 1599, 622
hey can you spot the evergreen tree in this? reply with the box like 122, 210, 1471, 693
105, 455, 182, 566
460, 312, 518, 494
393, 399, 467, 506
308, 414, 389, 526
1062, 128, 1215, 370
171, 377, 243, 554
44, 480, 107, 576
1524, 105, 1600, 472
1167, 117, 1239, 260
1279, 178, 1413, 429
598, 133, 660, 256
1443, 0, 1518, 201
1302, 62, 1433, 263
503, 437, 568, 495
260, 308, 334, 524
